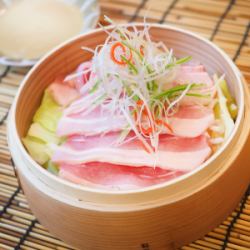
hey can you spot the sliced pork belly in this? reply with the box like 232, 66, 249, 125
175, 65, 213, 86
74, 61, 93, 91
47, 83, 79, 107
180, 65, 205, 73
169, 105, 214, 137
52, 133, 211, 171
56, 107, 127, 137
57, 104, 214, 138
59, 163, 183, 190
174, 65, 215, 105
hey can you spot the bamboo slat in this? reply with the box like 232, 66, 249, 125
0, 0, 250, 249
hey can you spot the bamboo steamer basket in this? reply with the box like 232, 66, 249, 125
7, 24, 250, 250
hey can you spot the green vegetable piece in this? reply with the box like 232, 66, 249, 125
44, 161, 59, 175
219, 79, 233, 103
132, 95, 140, 101
89, 80, 101, 94
219, 79, 238, 120
22, 136, 49, 165
28, 122, 60, 144
33, 90, 62, 132
228, 103, 238, 120
216, 80, 234, 139
213, 102, 221, 119
166, 56, 192, 69
175, 56, 192, 65
154, 84, 189, 99
153, 83, 203, 100
121, 55, 138, 74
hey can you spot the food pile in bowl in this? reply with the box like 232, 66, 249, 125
22, 20, 238, 190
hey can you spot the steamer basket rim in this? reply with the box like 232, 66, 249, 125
8, 23, 245, 196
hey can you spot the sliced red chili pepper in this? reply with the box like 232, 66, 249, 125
140, 141, 151, 154
140, 45, 144, 56
162, 121, 173, 133
133, 110, 138, 121
110, 42, 132, 65
141, 126, 153, 135
156, 119, 165, 126
155, 119, 173, 133
143, 108, 150, 116
136, 100, 148, 116
136, 99, 144, 106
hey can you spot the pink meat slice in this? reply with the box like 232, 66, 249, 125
174, 65, 214, 105
59, 162, 184, 190
47, 83, 79, 107
56, 107, 127, 137
169, 105, 214, 137
74, 61, 93, 91
52, 74, 76, 89
175, 65, 213, 86
52, 133, 211, 171
180, 65, 205, 73
57, 104, 214, 138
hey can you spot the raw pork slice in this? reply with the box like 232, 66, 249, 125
74, 61, 93, 91
52, 133, 211, 171
175, 65, 213, 86
47, 83, 79, 107
56, 107, 127, 137
180, 65, 205, 73
57, 104, 214, 138
169, 105, 214, 137
59, 162, 183, 190
174, 64, 215, 105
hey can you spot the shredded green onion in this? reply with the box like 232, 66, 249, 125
67, 17, 222, 150
121, 55, 138, 74
89, 80, 101, 94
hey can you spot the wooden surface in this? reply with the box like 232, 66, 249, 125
0, 0, 250, 249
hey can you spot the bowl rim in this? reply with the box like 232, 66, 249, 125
8, 23, 245, 196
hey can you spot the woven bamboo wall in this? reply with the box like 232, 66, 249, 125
0, 0, 250, 249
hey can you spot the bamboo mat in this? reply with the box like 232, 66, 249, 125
0, 0, 250, 249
